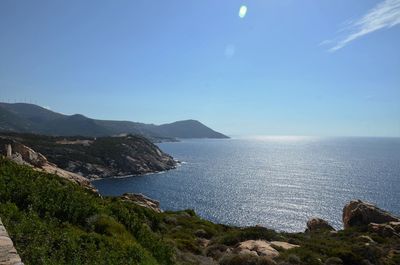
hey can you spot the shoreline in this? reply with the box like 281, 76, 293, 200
90, 159, 182, 181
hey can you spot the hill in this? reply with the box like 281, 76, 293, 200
154, 120, 229, 139
0, 103, 229, 139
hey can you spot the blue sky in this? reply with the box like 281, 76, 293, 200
0, 0, 399, 137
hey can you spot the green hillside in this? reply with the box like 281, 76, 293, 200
1, 158, 399, 265
0, 103, 229, 139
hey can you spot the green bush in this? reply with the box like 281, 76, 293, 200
0, 158, 167, 265
218, 226, 283, 246
220, 253, 276, 265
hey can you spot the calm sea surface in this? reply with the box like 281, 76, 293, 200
93, 137, 400, 232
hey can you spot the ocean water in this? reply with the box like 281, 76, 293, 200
93, 137, 400, 232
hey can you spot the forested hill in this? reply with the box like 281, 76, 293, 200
0, 102, 229, 139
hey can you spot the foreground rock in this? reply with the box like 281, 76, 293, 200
120, 193, 162, 213
306, 218, 335, 232
343, 200, 399, 228
0, 218, 23, 265
232, 240, 299, 258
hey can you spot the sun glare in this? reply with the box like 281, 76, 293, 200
239, 5, 247, 18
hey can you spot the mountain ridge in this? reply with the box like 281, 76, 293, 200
0, 102, 229, 139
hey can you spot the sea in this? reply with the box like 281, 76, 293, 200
92, 137, 400, 232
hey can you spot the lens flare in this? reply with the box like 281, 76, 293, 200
239, 5, 247, 18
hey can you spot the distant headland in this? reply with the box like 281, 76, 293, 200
0, 102, 229, 140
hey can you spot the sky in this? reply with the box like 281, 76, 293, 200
0, 0, 399, 137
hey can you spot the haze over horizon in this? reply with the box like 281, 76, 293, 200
1, 1, 399, 137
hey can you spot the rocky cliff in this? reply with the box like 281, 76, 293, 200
0, 137, 95, 192
0, 132, 177, 179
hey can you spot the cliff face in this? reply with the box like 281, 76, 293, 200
0, 137, 95, 191
0, 133, 177, 179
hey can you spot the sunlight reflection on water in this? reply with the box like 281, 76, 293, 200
93, 137, 400, 232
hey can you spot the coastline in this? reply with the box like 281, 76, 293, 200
90, 159, 182, 181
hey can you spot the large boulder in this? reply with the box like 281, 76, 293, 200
232, 240, 299, 259
343, 200, 399, 229
234, 240, 279, 258
306, 218, 335, 232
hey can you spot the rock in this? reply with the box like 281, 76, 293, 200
231, 240, 299, 259
1, 133, 177, 179
342, 200, 399, 229
306, 218, 335, 232
368, 223, 399, 237
120, 193, 161, 213
237, 249, 258, 257
389, 221, 400, 233
0, 218, 23, 265
270, 241, 299, 250
358, 235, 375, 243
234, 240, 279, 258
197, 238, 210, 248
40, 163, 96, 192
0, 137, 97, 193
5, 144, 11, 158
11, 143, 47, 167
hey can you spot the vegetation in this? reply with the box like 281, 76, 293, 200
0, 132, 176, 178
0, 102, 228, 139
1, 157, 399, 265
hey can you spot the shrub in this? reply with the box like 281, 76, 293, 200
220, 253, 276, 265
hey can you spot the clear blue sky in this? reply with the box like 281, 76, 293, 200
0, 0, 399, 137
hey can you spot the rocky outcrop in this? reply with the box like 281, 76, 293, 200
0, 218, 23, 265
40, 163, 96, 192
343, 200, 399, 228
306, 218, 335, 232
1, 137, 96, 192
270, 241, 300, 250
233, 240, 279, 258
231, 240, 299, 258
120, 193, 161, 213
368, 223, 400, 237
